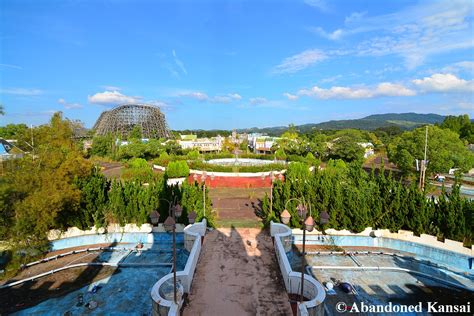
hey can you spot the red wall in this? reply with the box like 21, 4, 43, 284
187, 173, 284, 188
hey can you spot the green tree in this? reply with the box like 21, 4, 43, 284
186, 149, 200, 160
90, 134, 114, 157
329, 136, 365, 163
274, 148, 287, 160
122, 158, 156, 182
0, 123, 29, 139
387, 125, 474, 175
165, 161, 190, 178
440, 114, 470, 135
129, 125, 143, 140
4, 112, 93, 246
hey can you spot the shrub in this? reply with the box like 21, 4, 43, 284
122, 158, 156, 182
186, 150, 200, 160
166, 161, 190, 178
275, 148, 287, 160
187, 161, 286, 173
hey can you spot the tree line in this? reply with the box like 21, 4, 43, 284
0, 113, 213, 254
261, 162, 473, 246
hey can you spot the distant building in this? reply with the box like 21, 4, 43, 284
178, 134, 223, 152
0, 139, 24, 161
247, 134, 279, 154
358, 142, 375, 158
230, 130, 247, 145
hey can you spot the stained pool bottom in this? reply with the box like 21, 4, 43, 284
288, 249, 474, 315
13, 245, 189, 316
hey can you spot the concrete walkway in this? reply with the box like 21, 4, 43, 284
183, 228, 293, 316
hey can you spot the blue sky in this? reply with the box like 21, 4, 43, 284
0, 0, 473, 130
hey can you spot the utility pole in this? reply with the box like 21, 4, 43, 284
419, 126, 428, 190
31, 124, 35, 161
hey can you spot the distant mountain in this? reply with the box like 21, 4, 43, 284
237, 113, 446, 135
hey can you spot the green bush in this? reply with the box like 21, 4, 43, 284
187, 161, 286, 173
166, 161, 190, 178
203, 152, 234, 160
128, 158, 149, 169
122, 158, 156, 182
186, 150, 200, 160
275, 148, 287, 160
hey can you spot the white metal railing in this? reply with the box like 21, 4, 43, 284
270, 221, 326, 316
150, 219, 207, 316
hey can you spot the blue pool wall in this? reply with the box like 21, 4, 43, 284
50, 232, 185, 251
292, 234, 473, 274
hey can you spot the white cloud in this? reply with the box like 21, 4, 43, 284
228, 93, 242, 100
376, 83, 416, 96
457, 101, 474, 110
172, 50, 187, 75
179, 91, 209, 101
283, 93, 299, 100
147, 100, 173, 110
58, 98, 83, 109
102, 85, 121, 91
311, 27, 344, 40
249, 97, 268, 105
298, 82, 415, 99
344, 11, 367, 24
412, 73, 474, 93
273, 49, 327, 74
311, 0, 473, 68
0, 63, 22, 70
0, 88, 43, 96
179, 91, 242, 104
439, 61, 474, 74
88, 90, 142, 105
304, 0, 330, 12
454, 61, 474, 72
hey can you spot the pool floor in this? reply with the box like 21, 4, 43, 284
291, 251, 474, 315
15, 244, 189, 316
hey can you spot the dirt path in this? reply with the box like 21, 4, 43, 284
183, 228, 292, 316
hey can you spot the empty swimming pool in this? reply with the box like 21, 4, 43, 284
11, 234, 189, 315
288, 236, 474, 315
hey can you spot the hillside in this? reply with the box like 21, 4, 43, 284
237, 113, 446, 135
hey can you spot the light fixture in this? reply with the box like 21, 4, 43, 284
149, 210, 160, 225
320, 211, 329, 225
188, 210, 197, 224
297, 204, 307, 219
173, 203, 183, 218
281, 209, 291, 225
163, 216, 175, 233
305, 216, 315, 232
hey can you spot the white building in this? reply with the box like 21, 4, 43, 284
178, 135, 223, 152
247, 134, 279, 154
358, 142, 375, 158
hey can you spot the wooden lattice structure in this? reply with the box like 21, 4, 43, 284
93, 104, 171, 139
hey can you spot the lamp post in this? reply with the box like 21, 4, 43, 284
280, 198, 314, 304
194, 172, 213, 218
262, 172, 284, 216
163, 200, 196, 305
